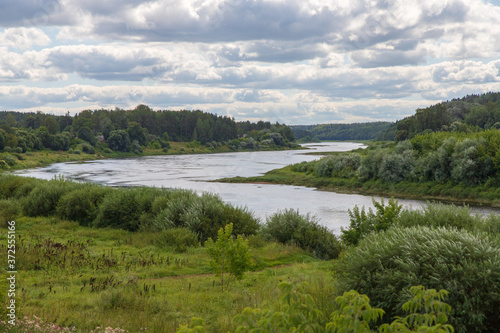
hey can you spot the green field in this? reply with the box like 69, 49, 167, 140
1, 216, 332, 332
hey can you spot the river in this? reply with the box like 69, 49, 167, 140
13, 142, 497, 234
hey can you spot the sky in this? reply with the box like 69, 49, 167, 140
1, 0, 500, 125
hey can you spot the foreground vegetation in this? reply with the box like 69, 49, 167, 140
0, 175, 499, 332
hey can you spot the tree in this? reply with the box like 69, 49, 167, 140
107, 130, 130, 152
0, 129, 5, 151
43, 116, 60, 135
77, 126, 96, 145
205, 223, 252, 291
127, 122, 147, 146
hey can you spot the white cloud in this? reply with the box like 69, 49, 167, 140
0, 28, 51, 49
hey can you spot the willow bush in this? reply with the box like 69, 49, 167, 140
22, 178, 79, 217
263, 209, 341, 259
334, 226, 500, 333
56, 183, 113, 226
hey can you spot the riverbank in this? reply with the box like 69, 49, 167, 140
0, 142, 304, 172
216, 164, 500, 208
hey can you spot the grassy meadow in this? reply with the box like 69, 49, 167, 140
1, 215, 333, 332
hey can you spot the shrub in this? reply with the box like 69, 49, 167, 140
22, 179, 78, 217
263, 209, 341, 259
291, 160, 314, 173
149, 190, 199, 231
131, 139, 143, 154
94, 187, 157, 231
229, 283, 453, 333
81, 143, 95, 154
179, 193, 259, 241
450, 138, 491, 184
151, 191, 258, 241
334, 226, 500, 333
341, 197, 402, 246
57, 184, 112, 226
0, 153, 16, 166
359, 149, 386, 181
378, 151, 415, 183
0, 199, 20, 228
315, 156, 336, 177
205, 223, 252, 290
155, 227, 199, 252
13, 152, 25, 160
315, 154, 361, 178
0, 175, 38, 199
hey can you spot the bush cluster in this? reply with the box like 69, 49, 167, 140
301, 130, 500, 188
315, 153, 361, 178
0, 175, 259, 242
262, 209, 341, 259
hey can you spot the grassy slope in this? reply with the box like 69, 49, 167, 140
0, 217, 334, 332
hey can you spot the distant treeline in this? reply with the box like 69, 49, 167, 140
0, 105, 296, 154
291, 122, 392, 142
380, 92, 500, 141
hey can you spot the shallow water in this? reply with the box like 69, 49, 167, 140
14, 142, 498, 234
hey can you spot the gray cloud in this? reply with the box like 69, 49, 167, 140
350, 49, 428, 68
1, 0, 500, 125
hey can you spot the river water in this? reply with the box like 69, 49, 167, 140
13, 142, 497, 234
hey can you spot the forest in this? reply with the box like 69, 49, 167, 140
380, 92, 500, 141
291, 122, 392, 142
0, 105, 296, 160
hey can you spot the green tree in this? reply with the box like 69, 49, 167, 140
127, 121, 147, 146
205, 223, 252, 291
0, 129, 5, 151
43, 116, 60, 135
77, 126, 96, 145
107, 130, 130, 152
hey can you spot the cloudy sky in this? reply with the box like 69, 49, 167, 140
1, 0, 500, 124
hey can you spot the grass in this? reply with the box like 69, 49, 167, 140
0, 216, 334, 332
